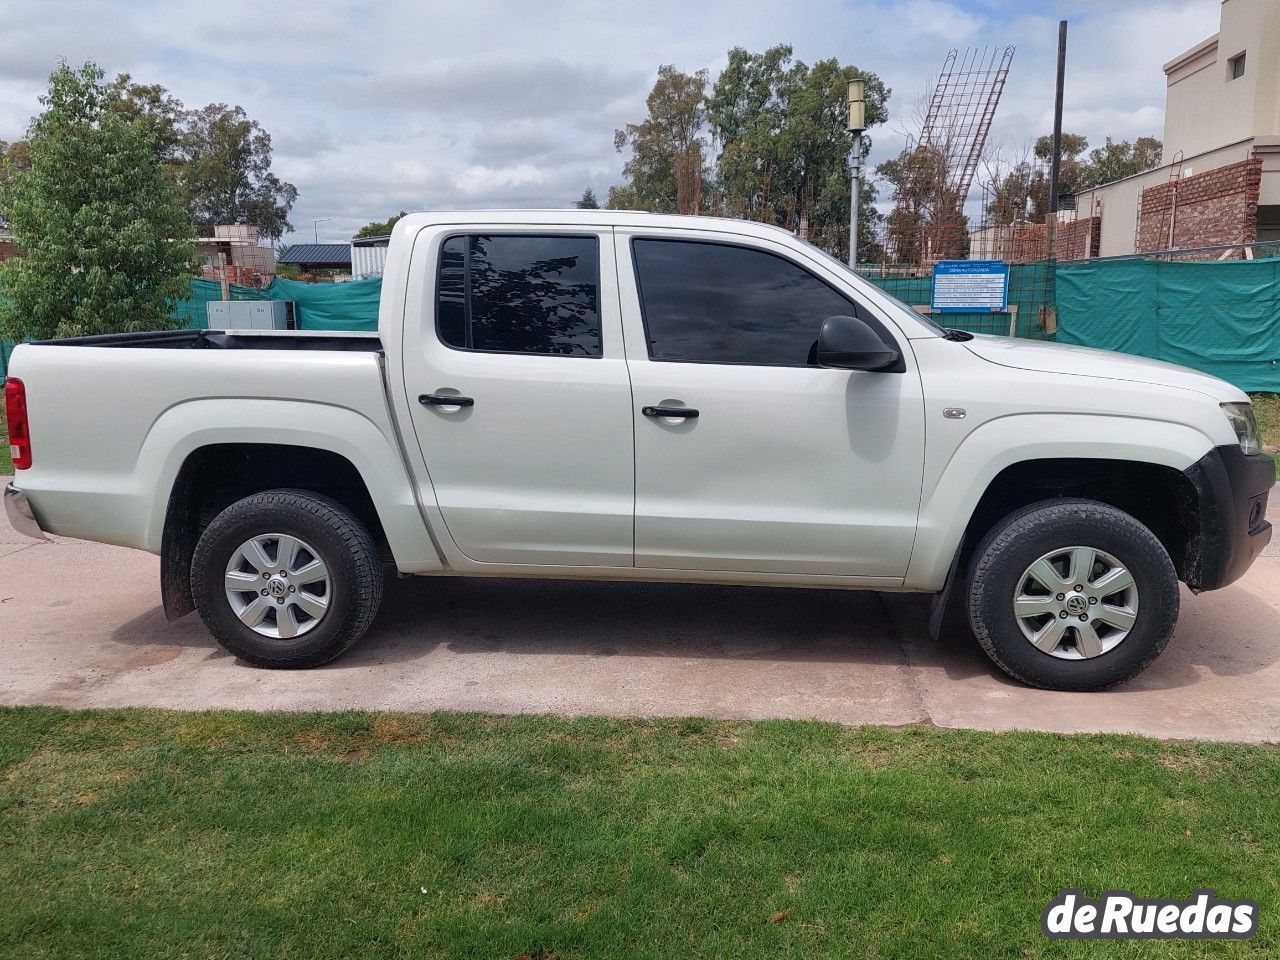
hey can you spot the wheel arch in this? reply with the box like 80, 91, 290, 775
162, 442, 409, 619
150, 402, 445, 618
958, 457, 1198, 583
907, 413, 1213, 592
922, 456, 1201, 644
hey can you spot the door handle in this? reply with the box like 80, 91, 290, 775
642, 405, 698, 419
419, 393, 475, 407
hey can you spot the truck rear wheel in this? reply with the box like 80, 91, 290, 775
967, 499, 1179, 691
191, 489, 383, 668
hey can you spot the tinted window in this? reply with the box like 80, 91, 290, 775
632, 239, 859, 365
437, 234, 601, 356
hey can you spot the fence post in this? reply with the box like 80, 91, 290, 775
218, 251, 230, 301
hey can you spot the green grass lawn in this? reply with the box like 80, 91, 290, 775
2, 708, 1277, 959
1253, 394, 1280, 452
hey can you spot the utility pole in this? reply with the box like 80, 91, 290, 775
1046, 20, 1068, 261
847, 78, 866, 269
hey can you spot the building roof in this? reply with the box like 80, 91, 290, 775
1163, 32, 1219, 77
278, 243, 352, 266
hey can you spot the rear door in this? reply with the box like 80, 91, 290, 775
615, 228, 926, 579
400, 226, 635, 567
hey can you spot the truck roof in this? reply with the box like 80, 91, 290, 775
391, 209, 799, 243
384, 208, 943, 341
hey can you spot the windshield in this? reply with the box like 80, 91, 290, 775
798, 237, 949, 337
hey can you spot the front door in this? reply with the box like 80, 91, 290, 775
402, 228, 635, 567
617, 230, 926, 579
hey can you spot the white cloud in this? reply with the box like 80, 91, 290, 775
0, 0, 1225, 242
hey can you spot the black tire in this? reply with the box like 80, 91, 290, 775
191, 489, 383, 668
967, 498, 1179, 691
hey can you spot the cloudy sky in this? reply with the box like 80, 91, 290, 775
0, 0, 1220, 244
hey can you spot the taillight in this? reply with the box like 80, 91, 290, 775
5, 378, 32, 470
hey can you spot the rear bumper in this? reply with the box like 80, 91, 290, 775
1182, 445, 1274, 591
3, 483, 48, 541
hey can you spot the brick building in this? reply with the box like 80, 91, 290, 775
1071, 0, 1280, 257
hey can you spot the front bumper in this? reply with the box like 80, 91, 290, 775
3, 483, 48, 541
1182, 445, 1274, 591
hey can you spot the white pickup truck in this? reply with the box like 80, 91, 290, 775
4, 211, 1274, 689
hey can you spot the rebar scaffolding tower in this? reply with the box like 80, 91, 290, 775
886, 45, 1015, 267
919, 45, 1015, 209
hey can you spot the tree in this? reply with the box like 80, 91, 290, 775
109, 73, 186, 164
0, 62, 194, 340
573, 186, 600, 209
0, 139, 31, 227
180, 104, 298, 240
708, 45, 889, 259
983, 133, 1088, 224
1077, 136, 1162, 189
984, 134, 1161, 225
607, 65, 710, 214
355, 211, 406, 239
106, 76, 298, 241
877, 143, 968, 263
0, 139, 31, 174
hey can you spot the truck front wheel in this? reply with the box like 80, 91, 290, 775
191, 489, 384, 668
967, 499, 1179, 691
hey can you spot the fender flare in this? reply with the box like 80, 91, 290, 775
142, 398, 443, 617
906, 413, 1215, 592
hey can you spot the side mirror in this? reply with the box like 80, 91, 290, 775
815, 314, 902, 372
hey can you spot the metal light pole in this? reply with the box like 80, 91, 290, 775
313, 217, 333, 244
1046, 21, 1068, 262
847, 79, 867, 269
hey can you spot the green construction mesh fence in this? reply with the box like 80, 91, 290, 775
1055, 256, 1280, 393
858, 261, 1053, 338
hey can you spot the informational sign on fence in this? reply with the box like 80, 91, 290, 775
931, 260, 1010, 312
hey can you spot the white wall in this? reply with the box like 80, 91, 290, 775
351, 243, 388, 279
1163, 0, 1280, 162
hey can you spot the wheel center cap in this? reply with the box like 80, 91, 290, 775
267, 577, 289, 598
1065, 595, 1088, 615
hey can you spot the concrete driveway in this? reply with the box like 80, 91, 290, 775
2, 479, 1278, 743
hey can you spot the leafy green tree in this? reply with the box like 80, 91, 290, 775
0, 139, 32, 174
574, 187, 600, 209
109, 74, 186, 163
607, 65, 710, 214
180, 103, 298, 240
708, 45, 889, 259
0, 139, 31, 227
108, 78, 298, 241
1077, 136, 1162, 189
355, 211, 406, 239
0, 62, 194, 339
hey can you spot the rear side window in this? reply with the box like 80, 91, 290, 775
437, 234, 601, 356
632, 238, 859, 366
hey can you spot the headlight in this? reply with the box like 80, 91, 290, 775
1221, 402, 1261, 456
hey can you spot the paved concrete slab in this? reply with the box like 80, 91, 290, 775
1, 478, 1277, 743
